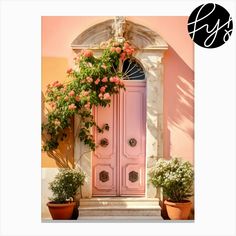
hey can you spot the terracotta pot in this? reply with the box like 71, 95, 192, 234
164, 200, 192, 220
47, 202, 76, 220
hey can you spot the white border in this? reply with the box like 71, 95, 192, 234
0, 0, 236, 236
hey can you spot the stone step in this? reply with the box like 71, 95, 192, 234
80, 197, 160, 207
78, 216, 163, 220
79, 197, 162, 219
79, 207, 161, 217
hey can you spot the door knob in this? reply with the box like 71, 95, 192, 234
100, 138, 109, 147
103, 123, 109, 131
129, 138, 137, 147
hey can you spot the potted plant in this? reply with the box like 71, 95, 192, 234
149, 158, 194, 220
47, 168, 85, 220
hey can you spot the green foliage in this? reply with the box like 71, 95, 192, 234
42, 39, 135, 151
49, 168, 85, 203
148, 158, 194, 202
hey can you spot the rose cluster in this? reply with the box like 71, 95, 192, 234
42, 39, 135, 151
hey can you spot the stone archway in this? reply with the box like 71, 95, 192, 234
73, 17, 168, 198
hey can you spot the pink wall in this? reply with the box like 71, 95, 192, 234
42, 16, 194, 164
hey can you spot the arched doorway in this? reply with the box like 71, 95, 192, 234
72, 17, 168, 199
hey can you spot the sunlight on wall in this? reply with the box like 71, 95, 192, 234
41, 57, 74, 168
41, 16, 194, 167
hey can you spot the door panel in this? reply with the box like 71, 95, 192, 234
92, 95, 117, 196
119, 82, 146, 195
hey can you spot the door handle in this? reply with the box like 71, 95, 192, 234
129, 138, 137, 147
100, 138, 109, 147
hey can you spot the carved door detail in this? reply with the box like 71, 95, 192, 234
92, 81, 146, 196
92, 95, 118, 196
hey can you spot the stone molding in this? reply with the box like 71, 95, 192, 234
71, 19, 168, 50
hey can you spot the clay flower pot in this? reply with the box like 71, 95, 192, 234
47, 201, 76, 220
164, 200, 192, 220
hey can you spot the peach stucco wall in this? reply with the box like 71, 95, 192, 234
42, 16, 194, 167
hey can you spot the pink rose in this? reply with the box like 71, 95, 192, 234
86, 77, 93, 83
120, 52, 126, 61
101, 64, 107, 70
68, 90, 75, 97
123, 42, 130, 49
51, 81, 62, 88
52, 80, 59, 87
67, 68, 73, 74
110, 47, 116, 52
62, 85, 67, 92
55, 82, 62, 88
68, 103, 76, 110
115, 47, 121, 54
81, 90, 90, 97
83, 91, 90, 96
75, 95, 80, 102
95, 78, 100, 85
64, 96, 69, 101
84, 102, 91, 109
50, 102, 56, 108
119, 80, 124, 86
113, 76, 120, 84
102, 77, 108, 83
109, 77, 114, 82
103, 93, 111, 100
98, 93, 103, 99
82, 50, 93, 58
125, 49, 132, 55
100, 86, 106, 93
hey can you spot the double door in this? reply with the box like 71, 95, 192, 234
92, 81, 146, 196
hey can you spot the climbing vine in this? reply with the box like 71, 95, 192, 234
42, 39, 135, 151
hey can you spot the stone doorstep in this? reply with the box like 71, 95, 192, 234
79, 197, 162, 218
80, 197, 161, 207
80, 206, 161, 210
79, 209, 161, 217
78, 216, 163, 220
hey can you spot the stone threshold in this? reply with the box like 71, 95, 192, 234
79, 197, 162, 219
78, 216, 163, 220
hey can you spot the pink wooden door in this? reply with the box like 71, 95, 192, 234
92, 95, 118, 196
92, 81, 146, 196
119, 81, 146, 195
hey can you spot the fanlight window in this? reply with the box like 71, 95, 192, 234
122, 58, 145, 80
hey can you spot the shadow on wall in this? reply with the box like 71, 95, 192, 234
163, 46, 194, 159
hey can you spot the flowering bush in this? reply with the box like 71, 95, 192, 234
49, 168, 85, 203
42, 39, 135, 151
148, 158, 194, 202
